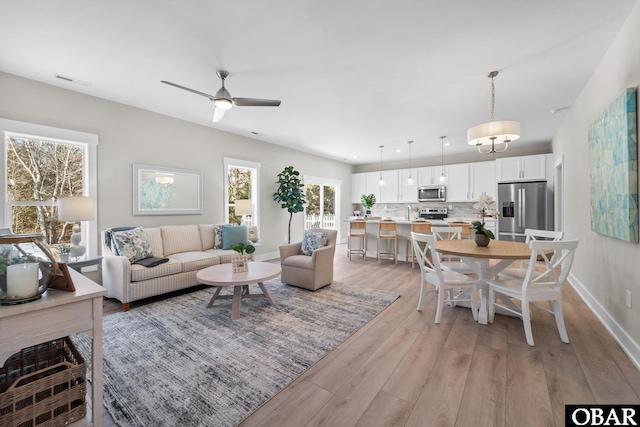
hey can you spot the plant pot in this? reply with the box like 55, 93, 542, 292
474, 233, 490, 247
60, 254, 70, 263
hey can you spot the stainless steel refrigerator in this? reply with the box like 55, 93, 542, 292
498, 181, 553, 242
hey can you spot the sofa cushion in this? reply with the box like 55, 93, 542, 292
301, 230, 328, 256
143, 227, 164, 257
169, 251, 220, 272
204, 248, 244, 264
281, 254, 314, 269
199, 224, 215, 250
161, 225, 203, 256
130, 258, 182, 282
213, 225, 224, 249
221, 225, 248, 249
112, 227, 153, 263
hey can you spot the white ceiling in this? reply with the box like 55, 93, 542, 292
1, 0, 636, 165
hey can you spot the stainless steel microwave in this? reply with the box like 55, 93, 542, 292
418, 185, 446, 202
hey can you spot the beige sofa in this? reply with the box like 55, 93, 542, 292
279, 229, 337, 291
102, 224, 242, 311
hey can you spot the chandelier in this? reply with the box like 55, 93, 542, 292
467, 71, 520, 154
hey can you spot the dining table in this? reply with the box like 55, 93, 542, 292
433, 239, 536, 325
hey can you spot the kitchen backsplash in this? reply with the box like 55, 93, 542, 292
353, 202, 483, 219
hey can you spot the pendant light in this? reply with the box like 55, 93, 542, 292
467, 71, 520, 154
407, 141, 414, 185
378, 145, 385, 186
438, 136, 447, 184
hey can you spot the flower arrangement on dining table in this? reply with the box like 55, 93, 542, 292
471, 194, 499, 240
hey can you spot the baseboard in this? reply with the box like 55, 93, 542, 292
567, 272, 640, 371
254, 251, 280, 261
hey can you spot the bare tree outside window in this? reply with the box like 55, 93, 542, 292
5, 136, 85, 245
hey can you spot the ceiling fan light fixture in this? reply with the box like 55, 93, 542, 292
214, 98, 233, 110
467, 71, 520, 154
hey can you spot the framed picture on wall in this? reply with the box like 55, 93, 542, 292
248, 226, 259, 242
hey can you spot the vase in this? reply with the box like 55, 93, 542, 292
474, 233, 490, 247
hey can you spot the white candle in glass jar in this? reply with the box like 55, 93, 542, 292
7, 263, 39, 298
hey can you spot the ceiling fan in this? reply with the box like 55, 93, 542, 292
161, 70, 281, 122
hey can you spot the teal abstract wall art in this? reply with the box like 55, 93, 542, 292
588, 88, 638, 243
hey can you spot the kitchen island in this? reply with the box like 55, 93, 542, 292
345, 217, 497, 262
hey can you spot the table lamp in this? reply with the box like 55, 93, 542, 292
58, 196, 95, 257
234, 199, 252, 226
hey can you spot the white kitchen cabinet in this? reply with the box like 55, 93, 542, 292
399, 168, 418, 203
418, 166, 439, 186
496, 155, 546, 182
446, 163, 470, 202
365, 171, 382, 203
379, 170, 400, 203
470, 161, 496, 199
351, 172, 367, 204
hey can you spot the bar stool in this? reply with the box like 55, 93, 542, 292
405, 221, 432, 268
347, 220, 367, 260
377, 221, 397, 264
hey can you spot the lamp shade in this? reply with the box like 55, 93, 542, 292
58, 196, 95, 221
467, 120, 521, 146
234, 199, 252, 216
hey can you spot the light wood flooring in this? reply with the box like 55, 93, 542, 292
100, 243, 640, 427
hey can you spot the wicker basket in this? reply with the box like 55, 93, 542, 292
0, 337, 86, 427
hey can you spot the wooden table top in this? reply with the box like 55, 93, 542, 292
196, 261, 282, 287
434, 239, 533, 260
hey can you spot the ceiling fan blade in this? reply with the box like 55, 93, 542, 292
213, 107, 226, 123
161, 81, 215, 100
232, 97, 281, 107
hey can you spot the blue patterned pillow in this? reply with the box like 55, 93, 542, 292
213, 225, 224, 249
301, 230, 328, 256
112, 227, 153, 263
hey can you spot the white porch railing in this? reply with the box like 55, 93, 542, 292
305, 213, 336, 230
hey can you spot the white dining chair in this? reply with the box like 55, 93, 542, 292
430, 226, 474, 274
411, 232, 478, 323
498, 228, 564, 279
487, 239, 579, 346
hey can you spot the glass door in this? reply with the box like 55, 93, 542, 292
304, 181, 337, 231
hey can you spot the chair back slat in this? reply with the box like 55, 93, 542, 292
431, 226, 462, 240
410, 231, 436, 272
523, 240, 578, 292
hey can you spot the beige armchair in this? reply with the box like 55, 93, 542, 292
279, 228, 338, 291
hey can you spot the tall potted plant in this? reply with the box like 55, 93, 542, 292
273, 166, 306, 244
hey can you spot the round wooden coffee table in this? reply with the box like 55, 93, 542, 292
196, 261, 281, 320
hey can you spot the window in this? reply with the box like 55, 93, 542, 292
224, 158, 260, 229
1, 119, 98, 255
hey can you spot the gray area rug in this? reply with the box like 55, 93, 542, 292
73, 279, 399, 427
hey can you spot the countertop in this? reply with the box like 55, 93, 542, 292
345, 217, 496, 226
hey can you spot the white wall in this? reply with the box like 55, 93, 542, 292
552, 2, 640, 366
0, 72, 354, 258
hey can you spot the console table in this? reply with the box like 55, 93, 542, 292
0, 269, 106, 427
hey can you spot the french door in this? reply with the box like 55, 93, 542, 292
304, 176, 340, 232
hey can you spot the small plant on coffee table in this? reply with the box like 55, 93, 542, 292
232, 242, 255, 255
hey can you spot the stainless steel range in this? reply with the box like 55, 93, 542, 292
419, 208, 448, 220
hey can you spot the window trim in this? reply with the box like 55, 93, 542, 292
1, 118, 98, 256
223, 157, 260, 231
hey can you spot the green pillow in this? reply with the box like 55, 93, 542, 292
221, 225, 248, 249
